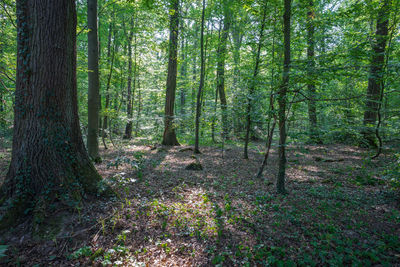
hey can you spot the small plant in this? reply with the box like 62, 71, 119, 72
0, 245, 8, 259
69, 246, 92, 259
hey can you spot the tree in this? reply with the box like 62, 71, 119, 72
243, 1, 267, 159
124, 16, 135, 140
277, 0, 292, 194
362, 0, 390, 147
306, 0, 320, 143
194, 0, 206, 154
87, 0, 101, 162
216, 1, 230, 139
0, 0, 103, 229
162, 0, 180, 146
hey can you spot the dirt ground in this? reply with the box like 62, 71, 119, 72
0, 139, 399, 266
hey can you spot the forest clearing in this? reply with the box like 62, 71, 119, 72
0, 0, 400, 266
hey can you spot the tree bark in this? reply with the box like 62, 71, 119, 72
216, 6, 230, 139
277, 0, 292, 194
87, 0, 101, 162
162, 0, 180, 146
0, 0, 103, 229
194, 0, 206, 154
362, 0, 390, 147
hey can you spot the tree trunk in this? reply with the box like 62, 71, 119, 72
102, 19, 117, 147
194, 0, 206, 154
135, 65, 141, 136
124, 17, 135, 139
231, 16, 244, 136
0, 0, 103, 229
180, 28, 187, 117
216, 7, 230, 139
191, 25, 198, 116
277, 0, 292, 194
162, 0, 180, 146
362, 0, 390, 147
87, 0, 101, 162
244, 2, 267, 159
306, 0, 320, 143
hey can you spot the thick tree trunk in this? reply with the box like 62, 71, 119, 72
194, 0, 206, 154
362, 0, 390, 147
0, 0, 103, 229
244, 2, 267, 159
277, 0, 292, 194
306, 0, 320, 143
87, 0, 101, 162
216, 8, 230, 139
162, 0, 180, 146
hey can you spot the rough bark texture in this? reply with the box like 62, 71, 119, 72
244, 2, 267, 159
362, 0, 390, 147
216, 6, 230, 139
277, 0, 292, 194
162, 0, 180, 146
194, 0, 206, 154
87, 0, 101, 162
0, 0, 102, 229
306, 0, 320, 143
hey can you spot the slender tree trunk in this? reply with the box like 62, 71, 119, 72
87, 0, 101, 162
306, 0, 320, 143
102, 21, 117, 148
162, 0, 180, 146
191, 26, 198, 116
277, 0, 292, 194
0, 0, 103, 229
216, 7, 230, 139
180, 29, 187, 116
231, 17, 244, 136
362, 0, 390, 147
244, 2, 267, 159
135, 65, 141, 136
257, 7, 278, 179
194, 0, 206, 154
124, 17, 135, 139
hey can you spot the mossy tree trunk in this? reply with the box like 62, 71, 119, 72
0, 0, 102, 229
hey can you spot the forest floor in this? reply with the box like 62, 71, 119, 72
0, 138, 400, 266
